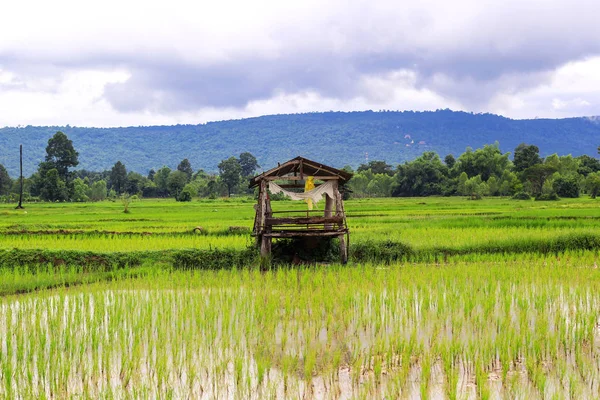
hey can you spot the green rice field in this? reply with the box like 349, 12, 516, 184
1, 197, 600, 398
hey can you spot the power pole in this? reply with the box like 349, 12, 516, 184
15, 144, 24, 209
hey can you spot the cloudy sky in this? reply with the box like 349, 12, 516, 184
1, 0, 599, 127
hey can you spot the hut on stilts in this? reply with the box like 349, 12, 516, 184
250, 156, 353, 264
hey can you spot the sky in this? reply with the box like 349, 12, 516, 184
1, 0, 599, 127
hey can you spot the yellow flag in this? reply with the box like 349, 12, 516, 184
304, 176, 315, 210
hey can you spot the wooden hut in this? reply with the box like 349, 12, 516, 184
249, 156, 353, 263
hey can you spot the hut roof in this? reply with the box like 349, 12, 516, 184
249, 156, 353, 188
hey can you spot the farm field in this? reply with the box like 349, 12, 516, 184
1, 197, 600, 398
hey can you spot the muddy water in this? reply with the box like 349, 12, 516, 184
2, 289, 600, 399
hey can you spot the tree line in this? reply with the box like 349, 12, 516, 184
1, 131, 599, 203
345, 143, 600, 200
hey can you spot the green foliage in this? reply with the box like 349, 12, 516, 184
120, 193, 132, 213
88, 180, 107, 201
110, 161, 127, 194
522, 163, 557, 196
0, 164, 11, 196
176, 158, 193, 182
167, 170, 188, 199
553, 175, 580, 198
513, 143, 542, 172
584, 172, 600, 198
178, 184, 195, 202
39, 168, 68, 201
44, 131, 79, 181
454, 142, 510, 181
153, 166, 171, 197
512, 191, 531, 200
218, 156, 242, 197
535, 192, 560, 201
71, 178, 89, 202
239, 152, 260, 177
358, 160, 394, 176
392, 152, 448, 196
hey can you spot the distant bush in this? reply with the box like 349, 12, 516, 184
351, 240, 414, 263
512, 191, 531, 200
536, 193, 559, 201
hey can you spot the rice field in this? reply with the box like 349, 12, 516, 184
1, 197, 600, 398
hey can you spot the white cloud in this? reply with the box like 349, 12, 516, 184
1, 0, 600, 126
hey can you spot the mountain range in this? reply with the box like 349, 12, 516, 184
1, 109, 599, 177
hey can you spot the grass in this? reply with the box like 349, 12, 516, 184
1, 196, 600, 397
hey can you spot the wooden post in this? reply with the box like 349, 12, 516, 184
324, 194, 334, 229
333, 181, 348, 264
259, 180, 272, 260
15, 144, 24, 210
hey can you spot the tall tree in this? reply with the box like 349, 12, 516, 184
239, 152, 260, 177
167, 171, 188, 199
218, 157, 242, 197
153, 166, 171, 197
177, 159, 193, 182
0, 164, 11, 196
522, 164, 557, 196
110, 161, 128, 194
45, 131, 79, 182
444, 154, 456, 169
513, 143, 542, 173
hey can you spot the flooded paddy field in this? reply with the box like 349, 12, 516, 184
3, 257, 600, 399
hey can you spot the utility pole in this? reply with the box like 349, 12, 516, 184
15, 144, 24, 209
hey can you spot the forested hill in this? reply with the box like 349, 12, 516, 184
1, 110, 599, 176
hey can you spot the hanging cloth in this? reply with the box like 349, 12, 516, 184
305, 176, 315, 210
268, 179, 336, 208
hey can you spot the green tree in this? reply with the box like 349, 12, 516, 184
522, 164, 557, 196
153, 166, 171, 197
487, 176, 499, 196
513, 143, 542, 172
0, 164, 11, 196
585, 172, 600, 198
576, 155, 600, 177
125, 172, 146, 196
110, 161, 128, 194
553, 175, 580, 198
239, 152, 260, 177
444, 154, 456, 170
147, 169, 156, 181
455, 143, 510, 181
178, 183, 197, 202
457, 172, 468, 195
39, 168, 68, 201
218, 157, 242, 197
88, 180, 107, 201
177, 159, 193, 182
71, 178, 89, 202
392, 152, 449, 196
44, 131, 79, 182
167, 170, 188, 199
358, 160, 394, 176
464, 175, 484, 200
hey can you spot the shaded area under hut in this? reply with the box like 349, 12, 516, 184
249, 156, 352, 264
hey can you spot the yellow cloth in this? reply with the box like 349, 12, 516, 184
305, 176, 315, 210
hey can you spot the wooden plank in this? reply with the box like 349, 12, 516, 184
266, 216, 343, 225
270, 209, 324, 214
264, 176, 341, 181
264, 230, 348, 238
